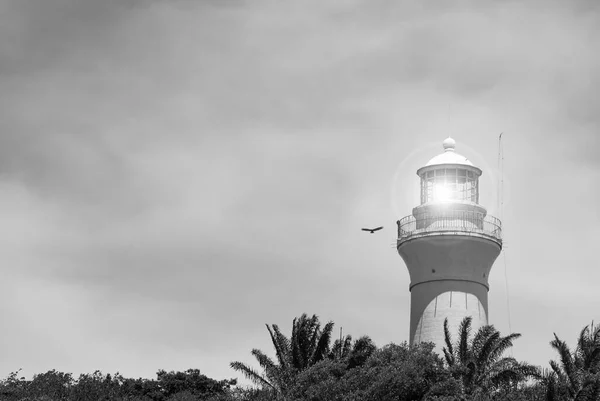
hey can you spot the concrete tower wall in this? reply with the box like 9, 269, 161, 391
398, 235, 501, 347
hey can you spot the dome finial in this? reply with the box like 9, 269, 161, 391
443, 137, 456, 151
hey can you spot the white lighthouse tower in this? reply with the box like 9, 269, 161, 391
397, 137, 502, 348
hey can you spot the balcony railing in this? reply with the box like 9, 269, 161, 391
397, 210, 502, 244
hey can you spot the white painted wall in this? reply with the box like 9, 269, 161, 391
398, 234, 501, 349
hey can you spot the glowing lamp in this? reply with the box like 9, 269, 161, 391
434, 184, 451, 202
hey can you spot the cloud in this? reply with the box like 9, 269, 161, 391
0, 0, 598, 383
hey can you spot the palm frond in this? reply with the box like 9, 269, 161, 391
585, 348, 600, 374
576, 324, 600, 374
587, 376, 600, 401
443, 318, 455, 366
290, 316, 304, 370
311, 321, 334, 365
573, 375, 599, 401
306, 315, 321, 361
488, 366, 520, 388
458, 317, 473, 365
523, 363, 545, 380
551, 333, 580, 394
229, 362, 275, 390
576, 325, 591, 371
266, 324, 290, 369
514, 361, 542, 379
488, 333, 521, 364
471, 325, 496, 357
443, 348, 454, 367
549, 360, 567, 384
485, 358, 538, 391
593, 324, 600, 344
474, 329, 501, 370
250, 349, 279, 385
545, 371, 559, 401
291, 313, 323, 370
577, 325, 590, 349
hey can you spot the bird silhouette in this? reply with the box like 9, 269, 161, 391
361, 226, 383, 234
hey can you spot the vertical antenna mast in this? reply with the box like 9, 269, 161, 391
498, 133, 512, 339
497, 133, 504, 220
500, 133, 504, 222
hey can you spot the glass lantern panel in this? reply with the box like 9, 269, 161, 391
450, 174, 458, 185
427, 179, 434, 202
457, 178, 467, 201
447, 183, 458, 200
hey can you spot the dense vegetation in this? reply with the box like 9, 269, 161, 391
1, 313, 598, 401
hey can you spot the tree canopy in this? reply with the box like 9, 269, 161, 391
2, 314, 600, 401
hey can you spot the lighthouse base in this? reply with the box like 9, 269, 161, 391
410, 280, 488, 352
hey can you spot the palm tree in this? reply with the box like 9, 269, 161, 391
230, 313, 334, 399
545, 323, 600, 401
441, 316, 539, 398
329, 333, 353, 360
328, 334, 377, 369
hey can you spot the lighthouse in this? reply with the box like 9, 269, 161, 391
397, 137, 502, 348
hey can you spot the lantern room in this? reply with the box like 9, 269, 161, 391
416, 137, 482, 205
397, 137, 501, 247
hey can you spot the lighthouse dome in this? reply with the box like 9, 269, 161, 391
425, 137, 474, 167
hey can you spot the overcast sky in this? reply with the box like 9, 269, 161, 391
1, 0, 599, 385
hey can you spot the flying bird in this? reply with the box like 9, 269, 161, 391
362, 226, 383, 234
